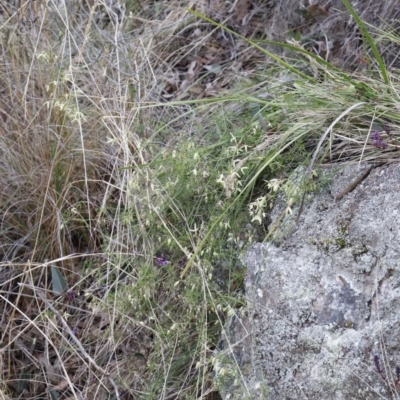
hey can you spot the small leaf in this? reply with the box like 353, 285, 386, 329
18, 369, 29, 392
294, 8, 309, 17
289, 29, 302, 41
51, 264, 68, 294
50, 390, 59, 400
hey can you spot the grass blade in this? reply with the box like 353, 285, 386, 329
340, 0, 389, 84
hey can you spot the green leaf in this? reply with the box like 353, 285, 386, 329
51, 264, 68, 294
289, 29, 302, 41
17, 369, 29, 392
50, 390, 60, 400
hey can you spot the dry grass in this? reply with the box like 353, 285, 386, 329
0, 1, 260, 398
1, 0, 400, 399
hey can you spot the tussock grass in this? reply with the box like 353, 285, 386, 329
1, 0, 400, 399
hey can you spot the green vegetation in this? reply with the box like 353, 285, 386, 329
0, 1, 399, 399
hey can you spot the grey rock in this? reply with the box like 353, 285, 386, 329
216, 163, 400, 399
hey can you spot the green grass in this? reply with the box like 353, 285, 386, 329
0, 1, 400, 399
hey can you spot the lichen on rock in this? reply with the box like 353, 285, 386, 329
216, 163, 400, 399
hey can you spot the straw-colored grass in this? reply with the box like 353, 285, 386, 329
1, 0, 400, 399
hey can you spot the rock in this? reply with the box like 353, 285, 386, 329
215, 163, 400, 399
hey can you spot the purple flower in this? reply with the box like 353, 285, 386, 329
178, 258, 187, 268
374, 354, 382, 374
371, 130, 387, 149
156, 257, 169, 266
66, 290, 76, 302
